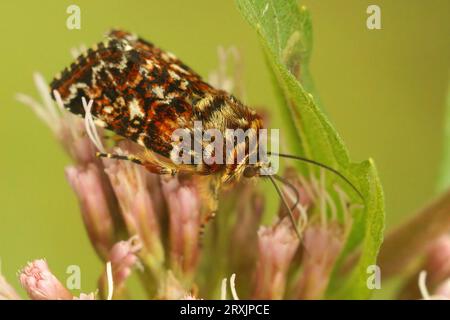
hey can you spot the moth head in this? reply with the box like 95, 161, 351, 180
242, 164, 260, 178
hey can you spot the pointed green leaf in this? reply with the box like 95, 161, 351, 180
235, 0, 385, 299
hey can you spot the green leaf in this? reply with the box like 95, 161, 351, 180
235, 0, 385, 299
437, 82, 450, 192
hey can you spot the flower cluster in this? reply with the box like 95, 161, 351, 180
2, 49, 448, 300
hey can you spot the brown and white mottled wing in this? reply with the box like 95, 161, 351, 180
50, 30, 220, 158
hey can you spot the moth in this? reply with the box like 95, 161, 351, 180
51, 30, 361, 237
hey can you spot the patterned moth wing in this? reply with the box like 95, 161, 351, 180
50, 30, 270, 231
50, 30, 222, 159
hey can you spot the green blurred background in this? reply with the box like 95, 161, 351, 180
0, 0, 448, 298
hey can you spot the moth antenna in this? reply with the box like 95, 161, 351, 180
268, 152, 364, 201
273, 174, 300, 212
267, 175, 302, 240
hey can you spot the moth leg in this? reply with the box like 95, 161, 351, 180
197, 176, 220, 243
96, 152, 142, 164
96, 152, 176, 176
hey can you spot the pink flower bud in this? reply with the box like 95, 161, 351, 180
19, 259, 72, 300
59, 118, 101, 166
253, 218, 300, 299
104, 155, 164, 274
229, 187, 264, 285
162, 178, 201, 278
98, 237, 142, 299
109, 236, 142, 286
66, 164, 116, 260
295, 223, 344, 299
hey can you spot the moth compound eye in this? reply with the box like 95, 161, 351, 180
243, 166, 258, 178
